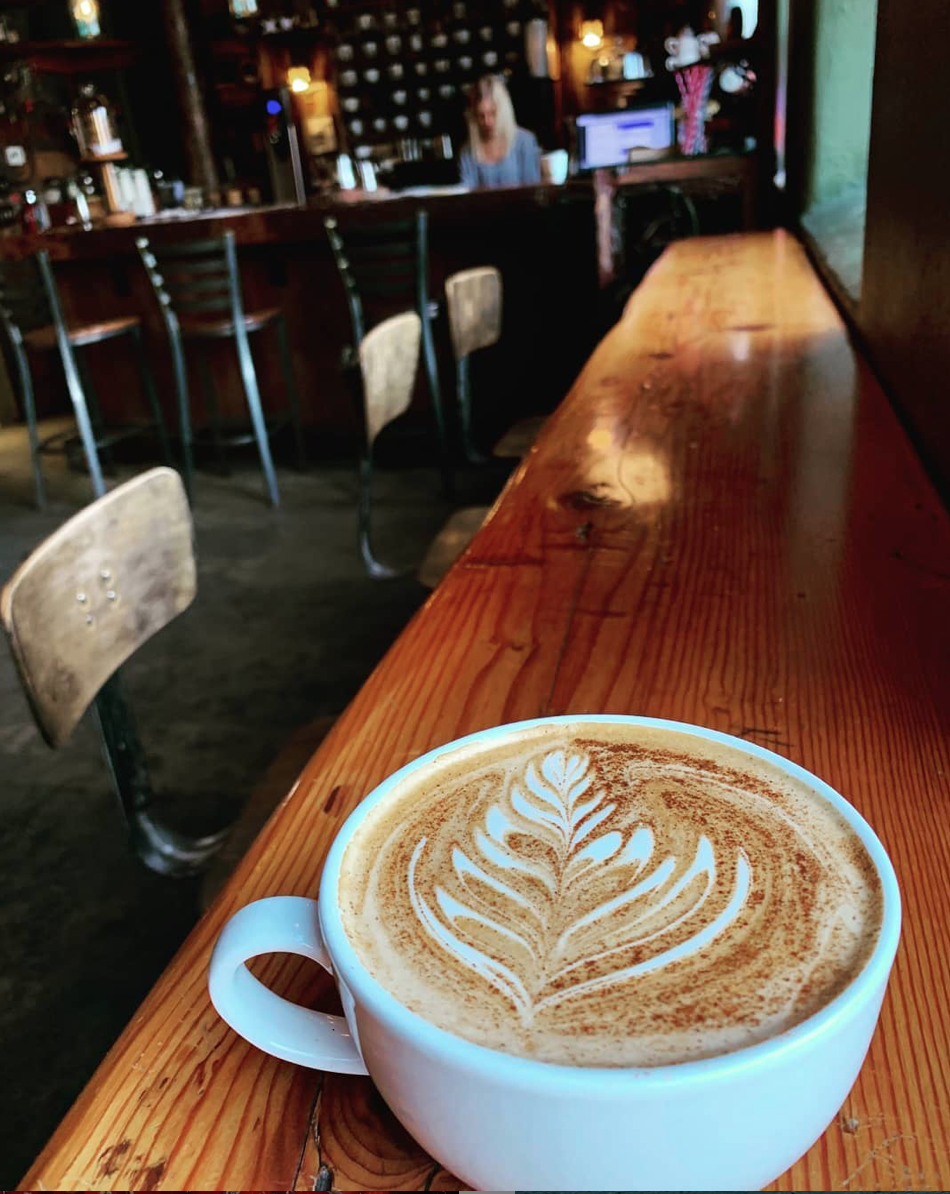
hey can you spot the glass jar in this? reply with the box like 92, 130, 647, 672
71, 82, 123, 159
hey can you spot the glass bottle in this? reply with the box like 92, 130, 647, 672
71, 82, 123, 159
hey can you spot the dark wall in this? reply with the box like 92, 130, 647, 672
860, 0, 950, 498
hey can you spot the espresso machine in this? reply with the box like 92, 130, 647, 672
262, 86, 306, 205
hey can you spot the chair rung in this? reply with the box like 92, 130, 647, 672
0, 266, 37, 289
2, 305, 49, 330
0, 280, 44, 300
357, 279, 419, 298
348, 265, 416, 286
164, 274, 232, 295
336, 219, 415, 244
175, 297, 234, 314
148, 237, 227, 258
193, 415, 289, 448
344, 241, 416, 263
39, 423, 156, 454
158, 258, 232, 278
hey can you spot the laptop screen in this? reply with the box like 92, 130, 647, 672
576, 105, 676, 170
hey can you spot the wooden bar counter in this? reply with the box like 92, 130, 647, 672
22, 230, 950, 1191
2, 184, 600, 449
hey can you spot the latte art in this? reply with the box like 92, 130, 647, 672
407, 750, 752, 1020
340, 723, 882, 1066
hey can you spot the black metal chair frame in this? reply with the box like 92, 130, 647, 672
325, 209, 453, 504
136, 231, 305, 507
96, 671, 228, 877
0, 251, 169, 506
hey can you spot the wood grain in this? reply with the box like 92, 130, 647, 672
21, 231, 950, 1191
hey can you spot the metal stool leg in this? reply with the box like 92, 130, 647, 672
358, 448, 396, 579
421, 305, 454, 499
36, 252, 105, 498
234, 325, 280, 507
129, 324, 172, 466
167, 321, 194, 500
196, 346, 230, 477
10, 338, 46, 509
61, 355, 105, 497
274, 313, 307, 470
74, 350, 116, 476
456, 354, 488, 466
95, 675, 229, 878
344, 358, 394, 578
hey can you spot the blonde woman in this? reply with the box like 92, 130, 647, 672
459, 74, 542, 189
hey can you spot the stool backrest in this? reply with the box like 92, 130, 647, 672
445, 266, 503, 361
136, 232, 244, 327
1, 467, 196, 747
325, 210, 430, 347
0, 254, 54, 336
359, 310, 421, 447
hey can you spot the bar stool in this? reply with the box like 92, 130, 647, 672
1, 466, 229, 876
0, 250, 170, 507
355, 309, 490, 586
136, 232, 305, 508
445, 265, 547, 464
354, 309, 423, 577
325, 210, 453, 496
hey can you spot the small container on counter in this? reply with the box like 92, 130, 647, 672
21, 189, 51, 234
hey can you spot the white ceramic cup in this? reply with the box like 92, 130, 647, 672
209, 715, 901, 1191
541, 148, 569, 185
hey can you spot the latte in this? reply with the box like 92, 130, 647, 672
339, 722, 883, 1067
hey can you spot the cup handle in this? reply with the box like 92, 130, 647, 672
208, 895, 369, 1074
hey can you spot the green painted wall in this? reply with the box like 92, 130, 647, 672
804, 0, 877, 209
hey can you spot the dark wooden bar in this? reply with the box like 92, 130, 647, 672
6, 184, 600, 453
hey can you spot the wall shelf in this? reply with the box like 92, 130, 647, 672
0, 38, 137, 72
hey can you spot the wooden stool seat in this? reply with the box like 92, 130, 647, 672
23, 314, 142, 352
417, 505, 490, 590
179, 307, 281, 340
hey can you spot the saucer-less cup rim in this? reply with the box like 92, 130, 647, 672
317, 713, 901, 1091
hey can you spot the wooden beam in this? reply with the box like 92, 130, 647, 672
161, 0, 219, 194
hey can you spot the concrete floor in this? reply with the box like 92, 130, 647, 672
0, 417, 511, 1184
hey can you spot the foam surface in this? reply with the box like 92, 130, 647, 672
339, 723, 882, 1066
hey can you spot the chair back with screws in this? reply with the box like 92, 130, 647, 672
1, 467, 195, 747
1, 467, 221, 877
